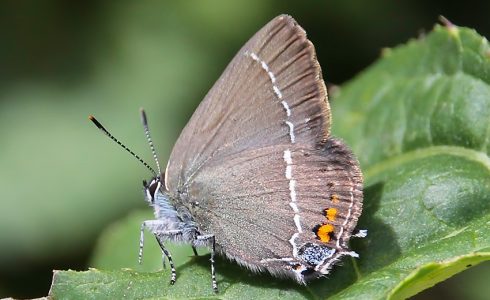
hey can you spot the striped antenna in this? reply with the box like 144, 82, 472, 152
140, 108, 162, 176
89, 115, 157, 176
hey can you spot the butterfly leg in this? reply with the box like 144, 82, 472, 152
139, 220, 182, 284
139, 220, 177, 265
195, 234, 218, 293
154, 233, 179, 284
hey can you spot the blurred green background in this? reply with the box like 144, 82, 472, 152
1, 0, 489, 299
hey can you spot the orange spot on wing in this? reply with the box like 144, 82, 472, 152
325, 208, 337, 221
316, 224, 335, 243
330, 194, 339, 203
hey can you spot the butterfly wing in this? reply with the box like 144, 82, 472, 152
186, 139, 362, 279
164, 14, 363, 280
165, 15, 330, 192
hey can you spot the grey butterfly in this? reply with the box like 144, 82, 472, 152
90, 14, 364, 293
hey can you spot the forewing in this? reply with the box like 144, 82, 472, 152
165, 15, 330, 192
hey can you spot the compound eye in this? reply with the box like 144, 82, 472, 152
148, 179, 159, 197
143, 177, 160, 202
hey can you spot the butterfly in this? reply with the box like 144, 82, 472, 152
90, 14, 365, 293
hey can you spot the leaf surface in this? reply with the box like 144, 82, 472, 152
50, 24, 490, 299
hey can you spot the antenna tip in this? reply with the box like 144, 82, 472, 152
140, 108, 148, 126
88, 115, 104, 129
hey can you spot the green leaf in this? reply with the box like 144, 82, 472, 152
49, 24, 490, 299
329, 24, 490, 299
